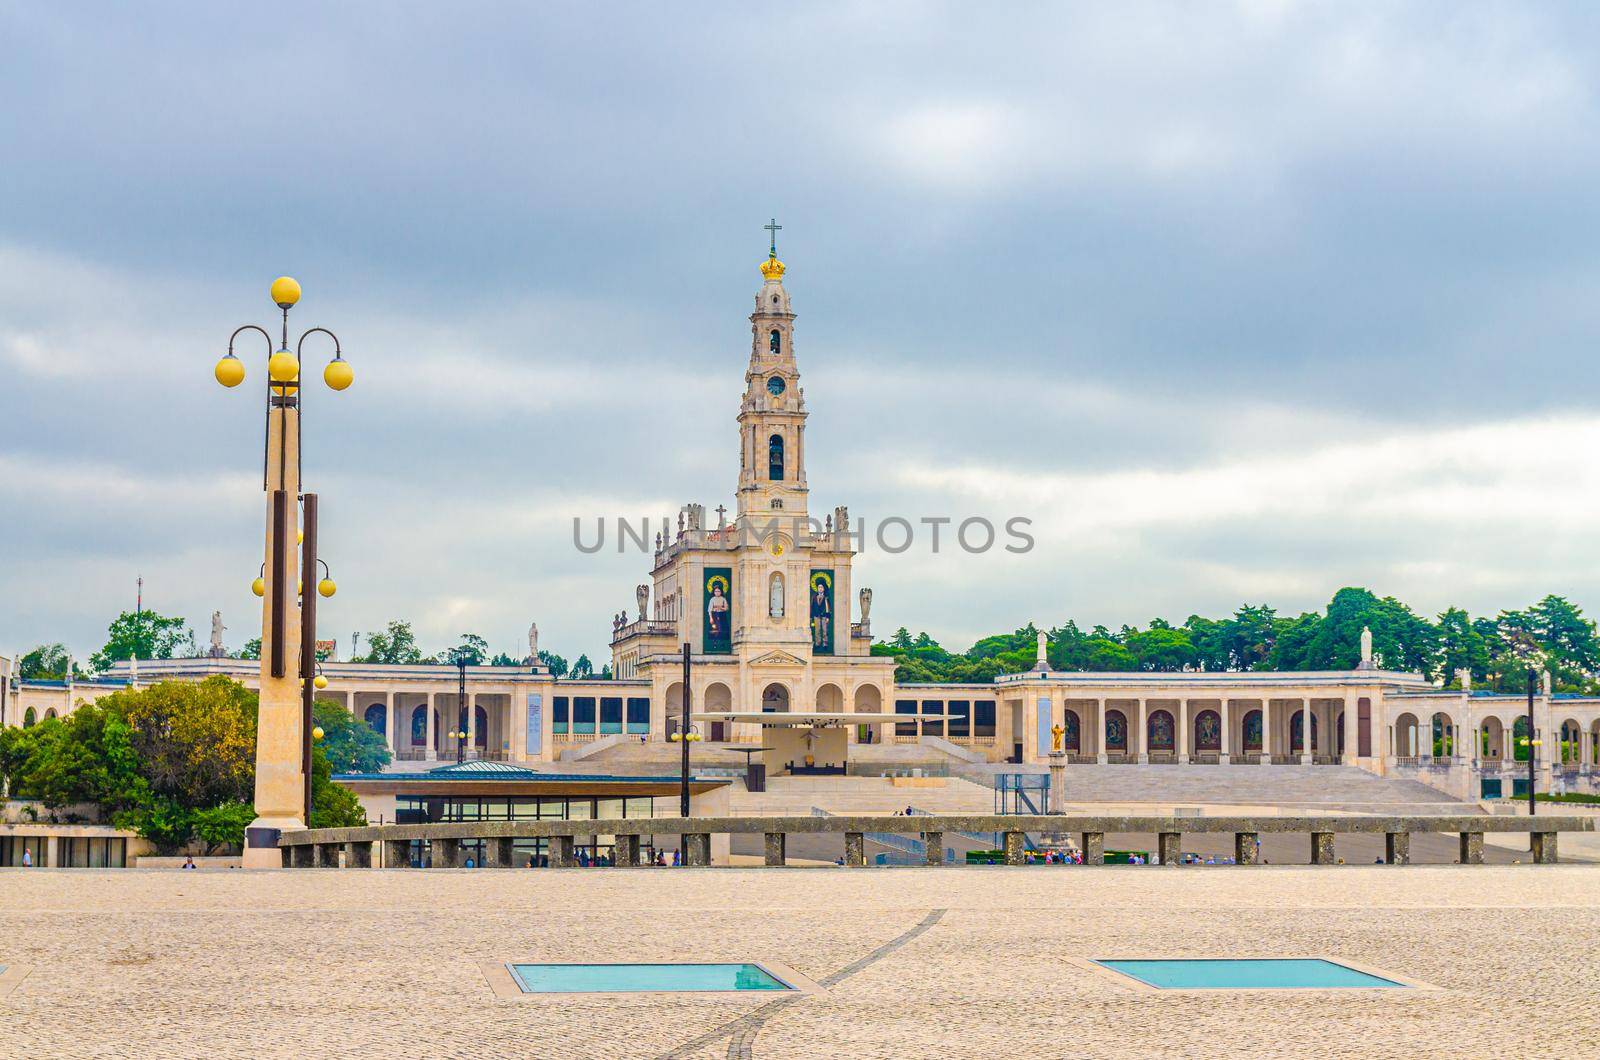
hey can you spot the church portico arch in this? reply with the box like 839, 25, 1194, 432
761, 682, 790, 713
364, 704, 386, 735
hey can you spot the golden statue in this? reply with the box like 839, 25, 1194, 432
1050, 723, 1065, 753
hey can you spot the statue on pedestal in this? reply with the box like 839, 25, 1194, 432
209, 611, 226, 658
1050, 723, 1064, 753
858, 587, 872, 623
527, 622, 539, 663
637, 584, 650, 622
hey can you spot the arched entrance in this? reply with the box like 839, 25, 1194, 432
705, 682, 732, 741
1242, 709, 1263, 752
1194, 709, 1221, 752
44, 708, 57, 721
665, 682, 684, 738
1482, 716, 1505, 760
1290, 711, 1318, 754
853, 685, 882, 744
1432, 712, 1455, 757
1512, 716, 1531, 761
410, 705, 428, 747
1062, 709, 1081, 752
1147, 709, 1175, 752
474, 704, 489, 751
23, 707, 36, 727
1560, 718, 1581, 764
364, 704, 386, 736
761, 683, 789, 713
1105, 709, 1128, 753
816, 683, 843, 713
1393, 712, 1420, 757
1334, 712, 1345, 755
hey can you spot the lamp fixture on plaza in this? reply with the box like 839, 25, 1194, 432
214, 275, 351, 868
451, 648, 472, 765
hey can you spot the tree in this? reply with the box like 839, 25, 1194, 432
570, 654, 594, 678
112, 677, 256, 806
313, 701, 391, 774
89, 609, 191, 672
1125, 626, 1198, 672
1436, 607, 1489, 687
235, 637, 262, 660
537, 650, 569, 677
17, 643, 72, 680
438, 633, 490, 666
310, 747, 367, 829
356, 620, 423, 664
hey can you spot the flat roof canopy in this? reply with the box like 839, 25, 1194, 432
691, 711, 944, 727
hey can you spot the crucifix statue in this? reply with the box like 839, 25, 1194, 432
765, 218, 782, 257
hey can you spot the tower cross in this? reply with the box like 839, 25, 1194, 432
764, 218, 782, 256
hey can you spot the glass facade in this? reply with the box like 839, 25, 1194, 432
553, 696, 569, 734
600, 697, 623, 734
58, 837, 127, 868
894, 699, 918, 735
626, 697, 650, 734
573, 696, 596, 735
394, 794, 659, 868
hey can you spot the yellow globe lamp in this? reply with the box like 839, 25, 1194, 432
324, 355, 353, 391
297, 528, 304, 544
251, 577, 265, 597
268, 349, 299, 384
297, 580, 303, 595
311, 725, 325, 741
214, 352, 245, 388
313, 674, 329, 690
317, 578, 337, 598
270, 276, 301, 308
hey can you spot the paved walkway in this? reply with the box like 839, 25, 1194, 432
0, 866, 1595, 1058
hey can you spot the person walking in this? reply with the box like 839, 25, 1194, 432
21, 849, 32, 868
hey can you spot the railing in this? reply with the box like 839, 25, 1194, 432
1189, 752, 1220, 765
279, 812, 1597, 868
1394, 756, 1421, 767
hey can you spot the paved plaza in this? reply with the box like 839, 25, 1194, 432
0, 867, 1597, 1058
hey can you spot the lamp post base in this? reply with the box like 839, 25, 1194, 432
241, 816, 306, 869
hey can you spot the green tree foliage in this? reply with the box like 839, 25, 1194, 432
235, 637, 262, 660
537, 650, 569, 677
870, 588, 1600, 691
355, 620, 424, 664
310, 748, 367, 829
89, 609, 192, 672
17, 643, 72, 680
438, 633, 490, 665
313, 701, 391, 774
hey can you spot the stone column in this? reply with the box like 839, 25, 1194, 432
684, 833, 711, 866
1459, 831, 1484, 865
383, 839, 410, 868
1310, 831, 1334, 864
1136, 698, 1148, 763
548, 835, 574, 868
342, 841, 374, 868
431, 838, 460, 868
1158, 832, 1181, 866
1385, 832, 1410, 865
922, 831, 944, 865
1532, 832, 1559, 864
467, 693, 478, 757
1092, 699, 1107, 764
844, 832, 865, 867
424, 696, 437, 759
614, 834, 640, 867
1048, 752, 1066, 814
1080, 831, 1104, 865
1342, 694, 1357, 765
764, 832, 787, 866
1300, 698, 1313, 764
1235, 832, 1258, 865
1219, 697, 1231, 765
1003, 830, 1025, 865
484, 837, 513, 868
386, 691, 398, 753
1177, 700, 1189, 763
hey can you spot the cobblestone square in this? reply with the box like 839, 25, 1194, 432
0, 865, 1596, 1058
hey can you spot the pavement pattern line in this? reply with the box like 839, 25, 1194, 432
651, 907, 948, 1060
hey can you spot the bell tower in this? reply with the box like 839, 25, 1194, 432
737, 220, 808, 519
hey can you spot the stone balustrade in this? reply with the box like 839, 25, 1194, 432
276, 812, 1596, 869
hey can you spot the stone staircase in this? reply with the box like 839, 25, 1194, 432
959, 764, 1471, 812
564, 738, 967, 774
729, 775, 998, 817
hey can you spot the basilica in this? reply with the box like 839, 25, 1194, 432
8, 244, 1600, 806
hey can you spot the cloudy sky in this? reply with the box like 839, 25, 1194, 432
6, 2, 1600, 665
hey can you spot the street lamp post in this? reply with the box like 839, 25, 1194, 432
454, 651, 469, 764
665, 643, 701, 818
1526, 667, 1537, 817
216, 277, 351, 868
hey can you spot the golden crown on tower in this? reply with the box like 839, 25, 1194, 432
759, 254, 786, 281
